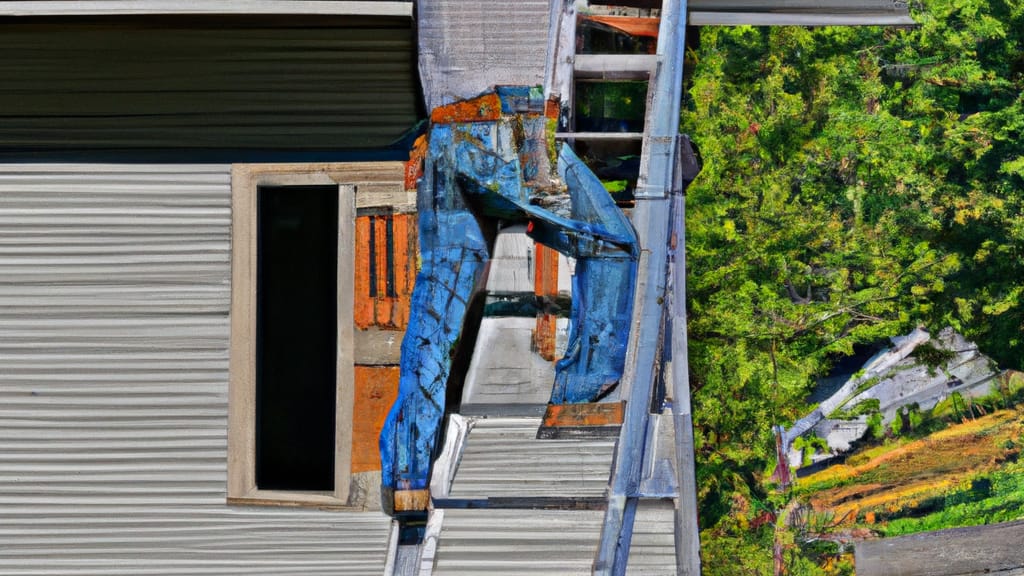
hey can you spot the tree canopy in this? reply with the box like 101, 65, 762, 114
682, 0, 1023, 571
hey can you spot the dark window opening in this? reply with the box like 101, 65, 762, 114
256, 184, 338, 491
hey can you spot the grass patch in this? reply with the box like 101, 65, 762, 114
878, 461, 1024, 537
796, 409, 1023, 516
601, 179, 629, 193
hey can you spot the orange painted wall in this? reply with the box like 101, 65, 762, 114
533, 242, 560, 361
350, 365, 401, 474
351, 212, 417, 473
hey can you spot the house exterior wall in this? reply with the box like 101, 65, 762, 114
0, 7, 423, 571
0, 163, 408, 572
0, 16, 420, 159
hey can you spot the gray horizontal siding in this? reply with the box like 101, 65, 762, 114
432, 509, 606, 576
0, 164, 392, 575
448, 417, 615, 500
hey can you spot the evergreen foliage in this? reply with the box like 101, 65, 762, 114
682, 0, 1024, 572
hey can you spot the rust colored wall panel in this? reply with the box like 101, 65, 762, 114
350, 365, 400, 474
391, 213, 415, 328
353, 213, 417, 330
353, 216, 375, 329
534, 241, 559, 361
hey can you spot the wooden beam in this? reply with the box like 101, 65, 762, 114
856, 520, 1024, 576
537, 402, 626, 439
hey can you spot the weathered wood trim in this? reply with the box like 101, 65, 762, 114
537, 402, 625, 439
229, 162, 407, 508
856, 519, 1024, 576
574, 54, 657, 80
393, 489, 431, 512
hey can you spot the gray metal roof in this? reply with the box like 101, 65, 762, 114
444, 417, 616, 503
417, 0, 551, 109
431, 509, 606, 576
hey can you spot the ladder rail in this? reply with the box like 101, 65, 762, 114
591, 0, 701, 574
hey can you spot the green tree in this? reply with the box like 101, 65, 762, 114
683, 0, 1024, 570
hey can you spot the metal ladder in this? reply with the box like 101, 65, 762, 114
546, 1, 702, 574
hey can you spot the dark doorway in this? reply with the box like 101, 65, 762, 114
256, 184, 338, 491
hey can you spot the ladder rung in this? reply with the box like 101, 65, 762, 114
574, 54, 657, 79
555, 132, 644, 141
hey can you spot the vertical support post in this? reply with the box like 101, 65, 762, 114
596, 0, 691, 574
669, 136, 701, 576
534, 242, 560, 361
544, 0, 577, 131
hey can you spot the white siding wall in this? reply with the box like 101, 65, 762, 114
0, 165, 391, 575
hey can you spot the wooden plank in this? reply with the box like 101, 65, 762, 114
534, 241, 560, 361
393, 489, 431, 513
350, 366, 400, 474
430, 93, 503, 124
856, 520, 1024, 576
354, 215, 374, 329
537, 402, 625, 439
373, 214, 393, 324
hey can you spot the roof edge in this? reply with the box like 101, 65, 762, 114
0, 1, 412, 17
691, 11, 915, 26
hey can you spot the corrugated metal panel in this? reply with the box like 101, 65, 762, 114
432, 509, 606, 576
447, 417, 615, 501
417, 0, 550, 109
460, 318, 557, 412
0, 164, 393, 575
0, 19, 420, 153
625, 501, 677, 576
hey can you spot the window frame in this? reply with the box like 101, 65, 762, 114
228, 164, 365, 507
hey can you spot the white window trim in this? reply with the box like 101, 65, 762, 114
228, 161, 410, 508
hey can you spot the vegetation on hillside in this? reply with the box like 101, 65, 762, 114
680, 0, 1024, 572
